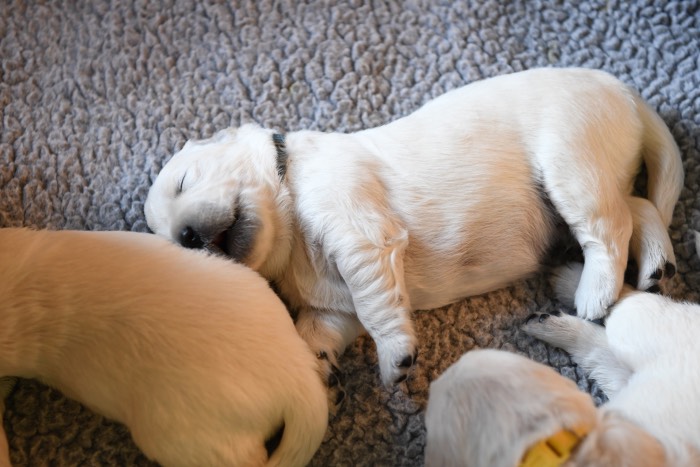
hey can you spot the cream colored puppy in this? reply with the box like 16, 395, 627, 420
0, 228, 327, 467
519, 263, 700, 465
425, 348, 675, 467
145, 67, 683, 386
427, 264, 700, 466
428, 270, 700, 467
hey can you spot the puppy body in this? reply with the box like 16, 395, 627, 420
145, 67, 683, 385
0, 228, 327, 467
425, 348, 675, 467
520, 263, 700, 466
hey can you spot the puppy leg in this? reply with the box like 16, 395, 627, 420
295, 307, 364, 410
540, 151, 633, 320
626, 196, 676, 291
336, 232, 417, 387
522, 312, 632, 397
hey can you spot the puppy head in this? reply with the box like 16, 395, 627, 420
425, 349, 598, 467
145, 124, 293, 274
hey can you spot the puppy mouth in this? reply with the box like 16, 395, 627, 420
204, 208, 257, 264
210, 227, 232, 256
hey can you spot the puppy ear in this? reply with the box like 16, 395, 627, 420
572, 410, 666, 467
209, 127, 238, 144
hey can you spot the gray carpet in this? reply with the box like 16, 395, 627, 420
1, 0, 700, 465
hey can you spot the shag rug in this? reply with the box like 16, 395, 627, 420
1, 0, 699, 465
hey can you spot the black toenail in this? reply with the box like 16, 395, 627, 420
395, 374, 408, 384
591, 318, 605, 326
335, 390, 346, 406
328, 373, 339, 388
538, 314, 550, 323
665, 262, 676, 279
551, 310, 561, 316
317, 351, 328, 361
646, 285, 661, 294
398, 355, 413, 368
650, 268, 663, 280
525, 313, 538, 323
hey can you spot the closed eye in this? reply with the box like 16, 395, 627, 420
176, 171, 187, 196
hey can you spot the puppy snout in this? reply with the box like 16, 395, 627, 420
179, 226, 204, 249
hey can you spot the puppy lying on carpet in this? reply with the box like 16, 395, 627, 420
145, 67, 683, 387
426, 264, 700, 466
0, 228, 327, 467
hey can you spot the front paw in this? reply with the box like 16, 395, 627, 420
521, 310, 566, 339
375, 333, 418, 387
317, 351, 346, 416
574, 278, 616, 321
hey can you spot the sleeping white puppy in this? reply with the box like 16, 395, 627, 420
144, 67, 683, 387
427, 264, 700, 466
0, 228, 327, 467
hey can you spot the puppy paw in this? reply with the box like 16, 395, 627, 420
522, 309, 604, 355
318, 352, 347, 417
637, 259, 676, 292
574, 265, 618, 321
375, 333, 418, 387
574, 289, 614, 321
522, 310, 579, 344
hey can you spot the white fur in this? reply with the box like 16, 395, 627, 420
507, 263, 700, 466
0, 228, 327, 467
144, 67, 683, 386
425, 348, 675, 467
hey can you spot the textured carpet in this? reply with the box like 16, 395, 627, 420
1, 0, 700, 465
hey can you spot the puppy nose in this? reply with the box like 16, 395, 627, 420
179, 226, 204, 249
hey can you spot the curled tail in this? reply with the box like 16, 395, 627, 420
266, 372, 328, 467
0, 377, 17, 467
636, 96, 684, 226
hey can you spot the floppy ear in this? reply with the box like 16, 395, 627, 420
425, 349, 598, 467
209, 127, 238, 143
572, 410, 666, 467
180, 127, 240, 152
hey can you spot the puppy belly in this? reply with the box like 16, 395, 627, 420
405, 256, 542, 309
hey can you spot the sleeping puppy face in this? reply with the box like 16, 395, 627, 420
145, 125, 291, 273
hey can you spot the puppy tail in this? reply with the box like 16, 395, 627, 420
550, 263, 584, 308
637, 96, 684, 227
552, 263, 636, 308
0, 377, 17, 467
266, 378, 328, 467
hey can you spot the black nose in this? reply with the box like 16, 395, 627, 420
179, 226, 204, 249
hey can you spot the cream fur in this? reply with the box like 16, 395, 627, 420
144, 67, 683, 387
516, 263, 700, 466
0, 228, 327, 467
425, 348, 675, 467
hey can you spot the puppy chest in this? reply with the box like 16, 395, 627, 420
281, 251, 356, 313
